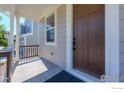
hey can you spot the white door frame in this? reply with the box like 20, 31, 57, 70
66, 4, 120, 82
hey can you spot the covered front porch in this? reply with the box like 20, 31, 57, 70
12, 56, 62, 82
11, 56, 82, 82
1, 45, 82, 82
0, 4, 121, 82
0, 4, 83, 82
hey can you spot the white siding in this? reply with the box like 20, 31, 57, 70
39, 5, 66, 70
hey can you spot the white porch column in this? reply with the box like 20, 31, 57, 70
105, 4, 120, 82
9, 5, 15, 46
66, 4, 73, 71
15, 16, 20, 60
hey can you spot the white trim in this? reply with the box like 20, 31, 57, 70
45, 11, 57, 46
38, 23, 40, 45
15, 16, 20, 61
66, 4, 120, 82
105, 4, 119, 82
9, 5, 15, 46
24, 36, 26, 45
0, 10, 10, 17
66, 4, 73, 71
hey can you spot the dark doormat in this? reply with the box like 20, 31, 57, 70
45, 71, 83, 82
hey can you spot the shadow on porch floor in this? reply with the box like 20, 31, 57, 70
11, 56, 82, 82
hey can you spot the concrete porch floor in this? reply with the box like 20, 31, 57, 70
11, 56, 62, 82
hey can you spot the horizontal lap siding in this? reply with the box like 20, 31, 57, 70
39, 5, 66, 69
119, 5, 124, 81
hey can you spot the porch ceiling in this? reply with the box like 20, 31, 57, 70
0, 4, 58, 22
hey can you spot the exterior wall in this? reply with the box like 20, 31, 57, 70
25, 22, 39, 45
19, 21, 39, 46
19, 36, 25, 46
39, 5, 66, 70
119, 5, 124, 81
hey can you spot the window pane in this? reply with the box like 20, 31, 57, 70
21, 25, 26, 34
46, 13, 54, 30
26, 21, 32, 33
20, 19, 33, 35
46, 28, 55, 42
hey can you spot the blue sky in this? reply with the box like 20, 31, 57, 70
0, 12, 16, 35
0, 11, 27, 35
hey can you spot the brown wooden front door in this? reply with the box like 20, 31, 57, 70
73, 4, 105, 77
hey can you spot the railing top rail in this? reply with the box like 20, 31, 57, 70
19, 45, 39, 47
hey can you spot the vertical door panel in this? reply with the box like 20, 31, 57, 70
73, 4, 105, 77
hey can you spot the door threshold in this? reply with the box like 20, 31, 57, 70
67, 69, 104, 82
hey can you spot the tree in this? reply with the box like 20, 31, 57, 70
0, 16, 8, 47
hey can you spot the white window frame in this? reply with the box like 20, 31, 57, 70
19, 36, 26, 45
21, 20, 33, 37
20, 37, 25, 43
45, 11, 57, 46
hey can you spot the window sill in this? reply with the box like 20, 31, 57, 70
45, 42, 56, 46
